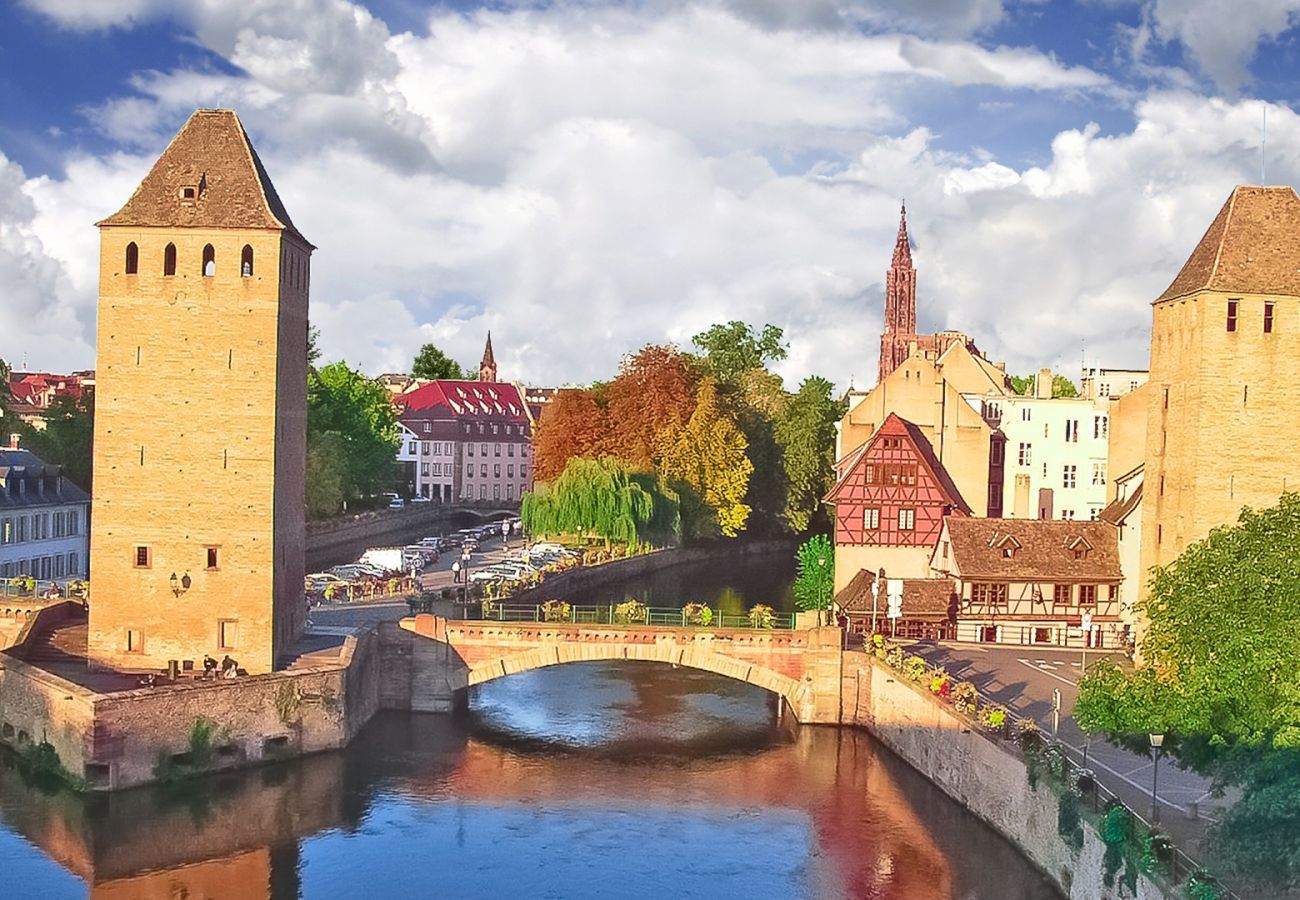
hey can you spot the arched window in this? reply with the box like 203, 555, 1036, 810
202, 244, 215, 277
241, 244, 254, 277
125, 242, 139, 275
163, 243, 177, 277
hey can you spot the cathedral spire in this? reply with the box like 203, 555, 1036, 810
879, 201, 919, 383
891, 202, 912, 269
478, 331, 498, 382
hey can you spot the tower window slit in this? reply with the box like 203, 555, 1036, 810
202, 244, 215, 277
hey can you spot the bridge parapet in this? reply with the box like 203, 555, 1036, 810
399, 616, 845, 723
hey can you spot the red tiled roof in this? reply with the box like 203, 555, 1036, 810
941, 518, 1121, 581
825, 412, 972, 515
398, 380, 531, 426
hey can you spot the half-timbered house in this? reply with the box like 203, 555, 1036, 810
929, 517, 1124, 648
827, 412, 972, 592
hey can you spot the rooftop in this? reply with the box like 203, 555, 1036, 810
941, 517, 1121, 581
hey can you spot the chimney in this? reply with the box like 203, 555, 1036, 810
7, 433, 18, 450
1035, 368, 1053, 400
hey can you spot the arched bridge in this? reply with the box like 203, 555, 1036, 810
398, 616, 847, 724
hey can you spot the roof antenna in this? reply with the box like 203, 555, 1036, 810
1261, 103, 1267, 185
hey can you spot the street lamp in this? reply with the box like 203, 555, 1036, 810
1149, 733, 1165, 823
169, 572, 192, 598
1081, 611, 1093, 770
870, 567, 884, 636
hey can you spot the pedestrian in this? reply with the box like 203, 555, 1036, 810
452, 559, 462, 584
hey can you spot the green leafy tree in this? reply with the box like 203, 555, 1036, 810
776, 376, 841, 532
307, 362, 399, 512
0, 357, 10, 420
793, 534, 835, 624
305, 430, 347, 519
18, 393, 95, 492
1010, 372, 1078, 398
659, 379, 752, 538
1076, 493, 1300, 890
731, 368, 788, 534
692, 321, 787, 385
411, 343, 466, 380
520, 456, 679, 548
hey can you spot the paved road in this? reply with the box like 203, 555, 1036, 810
906, 641, 1231, 857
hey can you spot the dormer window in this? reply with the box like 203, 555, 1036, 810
1066, 534, 1093, 560
992, 533, 1022, 559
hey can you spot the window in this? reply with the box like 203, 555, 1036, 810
1064, 420, 1079, 442
480, 464, 487, 477
1091, 463, 1106, 486
494, 485, 501, 500
864, 464, 875, 484
421, 462, 430, 477
408, 442, 417, 454
68, 553, 78, 575
970, 582, 1008, 607
67, 511, 77, 535
1163, 387, 1169, 410
1078, 584, 1097, 606
898, 508, 915, 531
481, 443, 488, 456
432, 443, 441, 456
478, 485, 486, 500
206, 547, 219, 570
1021, 408, 1031, 422
941, 540, 949, 559
423, 423, 431, 434
521, 466, 528, 479
16, 516, 25, 543
990, 442, 1004, 465
493, 464, 501, 477
468, 444, 475, 457
1061, 509, 1076, 520
125, 242, 139, 274
492, 424, 499, 435
163, 243, 177, 276
507, 464, 514, 477
444, 442, 452, 455
134, 546, 151, 569
508, 484, 514, 500
1264, 302, 1275, 334
218, 620, 238, 650
863, 508, 880, 530
1, 518, 10, 545
241, 244, 254, 277
1227, 299, 1239, 332
1053, 584, 1072, 606
422, 442, 431, 456
1063, 465, 1077, 489
126, 630, 142, 653
494, 444, 501, 457
202, 244, 215, 276
1094, 415, 1108, 439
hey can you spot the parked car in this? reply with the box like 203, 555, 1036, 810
387, 497, 406, 510
411, 495, 431, 504
306, 572, 346, 583
360, 547, 406, 572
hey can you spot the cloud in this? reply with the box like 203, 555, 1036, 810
1141, 0, 1300, 92
9, 1, 1293, 392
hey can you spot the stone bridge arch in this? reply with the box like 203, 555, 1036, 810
399, 616, 844, 724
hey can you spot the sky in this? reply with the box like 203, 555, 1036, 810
2, 1, 1300, 391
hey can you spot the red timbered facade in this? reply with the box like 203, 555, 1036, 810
827, 413, 972, 589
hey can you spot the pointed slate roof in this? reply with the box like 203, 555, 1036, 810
97, 109, 311, 246
480, 332, 496, 370
890, 203, 912, 269
1156, 186, 1300, 303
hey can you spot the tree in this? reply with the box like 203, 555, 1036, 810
411, 343, 466, 380
0, 357, 10, 420
18, 393, 95, 492
776, 376, 841, 533
305, 430, 347, 519
1009, 372, 1078, 398
307, 362, 399, 511
692, 321, 787, 385
520, 456, 679, 548
793, 534, 835, 625
531, 389, 610, 482
605, 344, 698, 470
659, 379, 752, 538
1075, 494, 1300, 890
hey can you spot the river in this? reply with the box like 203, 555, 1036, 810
0, 552, 1061, 899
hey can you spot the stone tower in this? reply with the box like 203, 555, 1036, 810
478, 331, 498, 382
88, 109, 312, 674
1141, 185, 1300, 584
878, 204, 919, 383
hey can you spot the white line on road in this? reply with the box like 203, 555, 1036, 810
1016, 658, 1078, 687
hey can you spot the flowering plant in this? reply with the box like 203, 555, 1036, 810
748, 604, 776, 629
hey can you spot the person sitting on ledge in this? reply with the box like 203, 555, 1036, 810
202, 654, 218, 678
221, 655, 238, 678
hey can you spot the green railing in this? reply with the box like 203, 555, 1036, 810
0, 577, 87, 602
481, 603, 795, 630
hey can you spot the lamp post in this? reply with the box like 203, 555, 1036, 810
1080, 611, 1093, 769
870, 568, 884, 636
169, 572, 192, 598
1149, 733, 1165, 824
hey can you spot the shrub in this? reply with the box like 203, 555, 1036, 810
683, 603, 713, 626
748, 604, 776, 629
885, 645, 905, 669
951, 682, 978, 715
1057, 788, 1085, 851
614, 599, 647, 624
540, 599, 571, 622
903, 655, 928, 682
979, 704, 1008, 731
1016, 717, 1043, 752
928, 667, 951, 698
1186, 871, 1225, 900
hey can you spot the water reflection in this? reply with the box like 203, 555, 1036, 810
0, 661, 1061, 900
565, 553, 797, 613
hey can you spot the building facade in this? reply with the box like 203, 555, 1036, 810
930, 517, 1123, 648
397, 380, 534, 505
87, 109, 309, 674
826, 412, 971, 592
1080, 367, 1148, 401
6, 370, 95, 430
1142, 185, 1300, 585
0, 446, 90, 582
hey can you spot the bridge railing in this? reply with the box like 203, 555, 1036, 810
483, 603, 796, 630
0, 577, 88, 602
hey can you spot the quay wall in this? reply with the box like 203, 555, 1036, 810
844, 654, 1169, 900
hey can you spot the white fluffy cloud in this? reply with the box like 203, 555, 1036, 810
7, 0, 1295, 391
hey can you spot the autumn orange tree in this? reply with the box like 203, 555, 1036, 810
531, 389, 609, 481
605, 344, 699, 470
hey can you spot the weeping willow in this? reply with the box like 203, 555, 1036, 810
521, 456, 681, 547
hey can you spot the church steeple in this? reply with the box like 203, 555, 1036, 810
478, 331, 498, 382
878, 202, 919, 383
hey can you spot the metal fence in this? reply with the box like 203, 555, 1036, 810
873, 644, 1241, 900
0, 577, 86, 602
480, 603, 796, 630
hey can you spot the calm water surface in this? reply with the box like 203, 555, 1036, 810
0, 659, 1060, 900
